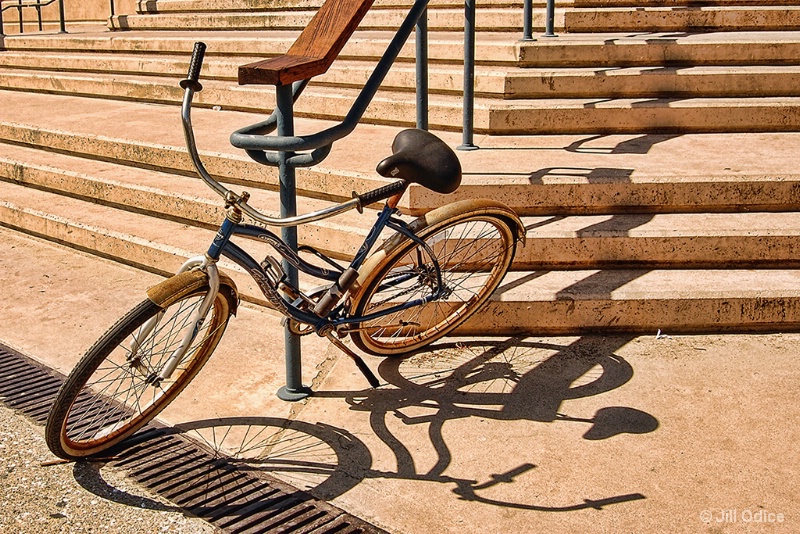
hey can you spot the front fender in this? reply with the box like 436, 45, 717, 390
147, 269, 239, 314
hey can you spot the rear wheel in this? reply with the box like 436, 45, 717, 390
350, 213, 516, 356
45, 285, 231, 460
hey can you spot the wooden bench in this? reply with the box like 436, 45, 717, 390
238, 0, 376, 86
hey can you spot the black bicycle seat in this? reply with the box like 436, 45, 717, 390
375, 129, 462, 194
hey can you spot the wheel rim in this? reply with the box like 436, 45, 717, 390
61, 292, 228, 455
354, 216, 514, 354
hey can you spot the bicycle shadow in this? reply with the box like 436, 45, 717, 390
69, 460, 191, 515
160, 335, 657, 513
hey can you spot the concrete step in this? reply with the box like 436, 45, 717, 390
0, 179, 283, 306
5, 67, 800, 133
136, 0, 573, 14
2, 28, 520, 65
110, 7, 531, 33
0, 50, 508, 96
134, 0, 554, 13
0, 144, 372, 260
565, 6, 800, 33
505, 65, 800, 99
485, 268, 800, 335
10, 25, 800, 72
137, 0, 329, 11
573, 0, 791, 6
3, 189, 800, 334
6, 50, 800, 100
4, 91, 800, 216
518, 31, 800, 67
485, 96, 800, 134
4, 139, 798, 269
0, 68, 426, 121
519, 212, 800, 269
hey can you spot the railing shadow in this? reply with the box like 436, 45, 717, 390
528, 166, 634, 184
565, 133, 683, 155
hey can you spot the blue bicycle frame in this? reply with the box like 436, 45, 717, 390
205, 203, 444, 338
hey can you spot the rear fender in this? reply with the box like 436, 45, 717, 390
351, 199, 524, 299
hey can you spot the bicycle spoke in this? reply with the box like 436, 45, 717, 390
352, 214, 515, 354
55, 290, 230, 456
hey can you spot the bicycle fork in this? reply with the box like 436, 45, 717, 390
129, 255, 221, 382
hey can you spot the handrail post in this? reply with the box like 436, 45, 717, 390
57, 0, 65, 33
522, 0, 534, 40
35, 0, 42, 31
544, 0, 557, 37
110, 0, 115, 17
458, 0, 478, 151
274, 83, 311, 402
0, 3, 5, 38
415, 7, 428, 130
17, 0, 22, 33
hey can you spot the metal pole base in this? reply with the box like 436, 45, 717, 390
277, 385, 313, 401
457, 143, 479, 151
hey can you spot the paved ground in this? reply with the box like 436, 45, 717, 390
0, 227, 798, 533
0, 405, 216, 533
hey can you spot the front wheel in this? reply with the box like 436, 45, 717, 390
45, 282, 233, 460
350, 208, 518, 356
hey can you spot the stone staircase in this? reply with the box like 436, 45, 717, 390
2, 0, 800, 335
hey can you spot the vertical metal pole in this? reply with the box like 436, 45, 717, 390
522, 0, 533, 41
458, 0, 478, 151
0, 7, 4, 39
275, 84, 310, 401
415, 7, 428, 130
110, 0, 116, 17
36, 0, 42, 31
17, 0, 23, 33
544, 0, 557, 37
57, 0, 66, 33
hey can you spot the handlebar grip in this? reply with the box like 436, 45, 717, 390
356, 180, 407, 210
180, 42, 207, 91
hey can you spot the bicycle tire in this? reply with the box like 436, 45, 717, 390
45, 283, 232, 460
350, 206, 518, 356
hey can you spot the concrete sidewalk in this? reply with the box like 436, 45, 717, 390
1, 225, 798, 532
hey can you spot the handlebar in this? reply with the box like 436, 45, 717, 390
180, 41, 206, 92
179, 42, 406, 228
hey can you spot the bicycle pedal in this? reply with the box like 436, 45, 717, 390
260, 256, 286, 287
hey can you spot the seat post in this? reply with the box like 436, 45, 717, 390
275, 84, 312, 402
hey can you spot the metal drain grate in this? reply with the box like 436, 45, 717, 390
0, 344, 386, 534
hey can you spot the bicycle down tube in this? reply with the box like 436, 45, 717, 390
210, 204, 444, 335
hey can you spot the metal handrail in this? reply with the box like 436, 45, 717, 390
423, 0, 560, 149
545, 0, 557, 37
0, 0, 65, 36
459, 0, 477, 150
523, 0, 557, 40
230, 0, 431, 157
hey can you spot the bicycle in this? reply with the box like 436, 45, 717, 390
45, 43, 524, 460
